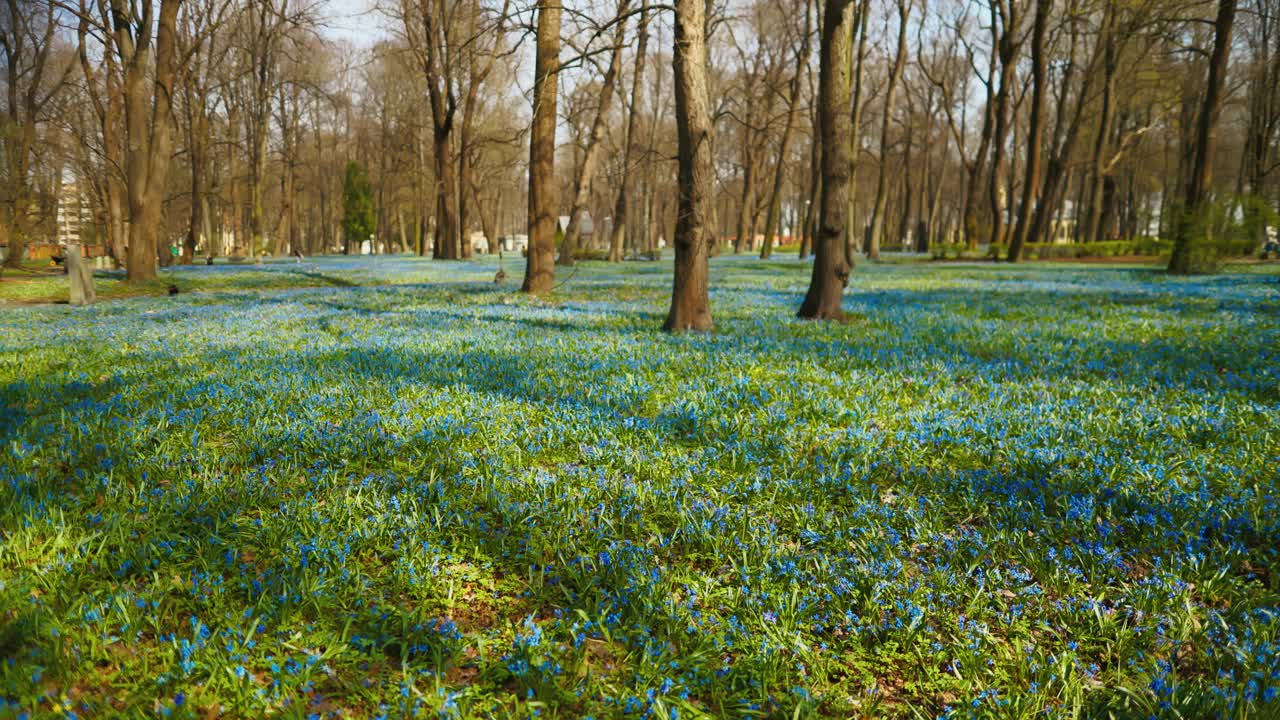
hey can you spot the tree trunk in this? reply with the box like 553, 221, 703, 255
186, 147, 204, 264
866, 0, 909, 261
1082, 37, 1117, 244
458, 134, 473, 259
663, 0, 715, 331
118, 0, 183, 282
608, 0, 648, 263
799, 6, 824, 262
961, 52, 998, 250
735, 154, 757, 254
1008, 0, 1049, 261
523, 0, 561, 293
844, 0, 868, 264
1, 217, 23, 269
799, 0, 856, 320
761, 0, 813, 260
433, 132, 460, 259
986, 1, 1021, 251
1169, 0, 1237, 274
562, 0, 631, 266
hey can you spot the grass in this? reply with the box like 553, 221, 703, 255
1, 255, 1278, 719
0, 256, 511, 304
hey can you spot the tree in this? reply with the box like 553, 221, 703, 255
231, 0, 315, 260
759, 0, 813, 260
1239, 0, 1280, 249
1007, 0, 1049, 261
1, 0, 73, 269
866, 0, 911, 261
342, 160, 374, 254
663, 0, 714, 331
842, 0, 870, 264
401, 0, 508, 261
559, 0, 630, 266
522, 0, 561, 293
113, 0, 186, 281
76, 0, 127, 266
175, 0, 230, 264
725, 4, 783, 256
1169, 0, 1237, 274
985, 0, 1023, 249
798, 0, 856, 321
607, 0, 648, 262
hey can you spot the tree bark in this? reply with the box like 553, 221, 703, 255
608, 0, 648, 262
843, 0, 867, 264
523, 0, 561, 293
986, 0, 1021, 251
760, 0, 813, 259
734, 149, 758, 254
662, 0, 715, 331
799, 0, 856, 320
1169, 0, 1237, 274
866, 0, 909, 261
1008, 0, 1049, 261
116, 0, 183, 282
561, 0, 631, 266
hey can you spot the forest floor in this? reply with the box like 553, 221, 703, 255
2, 256, 1279, 718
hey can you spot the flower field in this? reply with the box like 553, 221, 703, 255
1, 256, 1278, 719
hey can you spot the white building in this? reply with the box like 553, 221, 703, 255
501, 234, 529, 253
56, 182, 93, 245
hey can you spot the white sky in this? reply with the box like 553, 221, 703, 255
319, 0, 387, 47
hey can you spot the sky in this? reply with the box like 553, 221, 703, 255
319, 0, 387, 47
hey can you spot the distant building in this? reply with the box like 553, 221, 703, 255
56, 182, 93, 246
501, 234, 528, 253
1048, 218, 1076, 245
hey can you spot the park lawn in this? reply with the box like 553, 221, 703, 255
0, 256, 505, 304
1, 257, 1278, 719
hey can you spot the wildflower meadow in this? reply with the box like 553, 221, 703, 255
1, 256, 1278, 719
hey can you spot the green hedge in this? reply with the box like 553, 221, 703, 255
571, 248, 609, 261
972, 237, 1258, 261
1018, 239, 1172, 260
930, 243, 985, 260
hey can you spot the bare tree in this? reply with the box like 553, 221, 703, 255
1239, 0, 1280, 249
607, 0, 648, 262
725, 10, 780, 255
401, 0, 506, 260
985, 0, 1023, 249
1, 0, 74, 269
522, 0, 560, 293
663, 0, 714, 331
1007, 0, 1048, 261
175, 0, 230, 263
104, 0, 186, 281
559, 0, 630, 266
759, 0, 813, 260
1169, 0, 1237, 273
798, 0, 856, 320
865, 0, 910, 261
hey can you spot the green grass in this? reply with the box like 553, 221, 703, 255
0, 256, 512, 304
1, 256, 1278, 718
